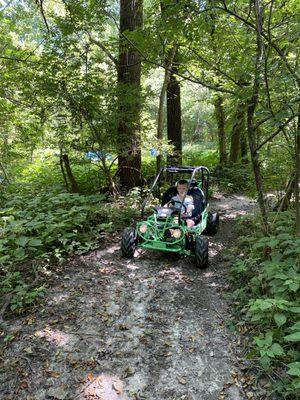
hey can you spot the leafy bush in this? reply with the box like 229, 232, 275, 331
0, 272, 44, 314
0, 190, 140, 314
229, 211, 300, 398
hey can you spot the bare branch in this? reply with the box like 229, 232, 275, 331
35, 0, 50, 33
255, 113, 299, 152
88, 34, 118, 67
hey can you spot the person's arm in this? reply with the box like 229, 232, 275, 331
186, 197, 194, 213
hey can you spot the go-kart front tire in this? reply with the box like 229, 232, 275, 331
121, 227, 136, 258
204, 212, 219, 235
195, 236, 208, 269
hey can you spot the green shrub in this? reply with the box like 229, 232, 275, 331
229, 211, 300, 398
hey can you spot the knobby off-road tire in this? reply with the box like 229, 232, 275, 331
121, 227, 136, 258
195, 236, 208, 269
204, 211, 219, 235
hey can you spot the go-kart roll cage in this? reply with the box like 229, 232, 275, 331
141, 166, 210, 220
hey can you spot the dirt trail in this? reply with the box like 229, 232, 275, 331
0, 194, 258, 400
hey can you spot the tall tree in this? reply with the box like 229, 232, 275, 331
230, 103, 245, 163
167, 51, 182, 165
117, 0, 143, 189
214, 96, 227, 167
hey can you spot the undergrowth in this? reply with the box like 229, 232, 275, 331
228, 211, 300, 399
0, 190, 140, 314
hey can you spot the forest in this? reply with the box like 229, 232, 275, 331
0, 0, 299, 399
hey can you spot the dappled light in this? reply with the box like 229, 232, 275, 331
79, 374, 126, 400
35, 327, 77, 349
1, 0, 298, 397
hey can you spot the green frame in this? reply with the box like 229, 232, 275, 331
136, 166, 210, 256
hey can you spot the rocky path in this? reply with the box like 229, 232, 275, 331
0, 194, 258, 400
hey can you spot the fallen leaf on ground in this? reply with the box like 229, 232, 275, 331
177, 376, 187, 385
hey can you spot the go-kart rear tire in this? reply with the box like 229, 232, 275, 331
195, 236, 208, 269
121, 227, 136, 258
204, 212, 219, 235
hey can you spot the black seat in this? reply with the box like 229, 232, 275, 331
187, 187, 205, 224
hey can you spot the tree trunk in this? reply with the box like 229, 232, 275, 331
247, 0, 269, 233
0, 162, 9, 184
230, 104, 244, 163
117, 0, 143, 189
59, 154, 69, 192
274, 173, 295, 212
240, 129, 249, 163
61, 154, 79, 193
167, 51, 182, 166
214, 96, 227, 167
156, 45, 177, 174
296, 105, 300, 236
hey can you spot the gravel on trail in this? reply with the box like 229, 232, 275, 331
0, 194, 262, 400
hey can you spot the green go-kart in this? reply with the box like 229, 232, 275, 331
121, 166, 219, 268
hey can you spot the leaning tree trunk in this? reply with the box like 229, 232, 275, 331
214, 96, 227, 167
274, 173, 295, 212
117, 0, 143, 189
60, 154, 79, 193
167, 51, 182, 166
230, 104, 244, 163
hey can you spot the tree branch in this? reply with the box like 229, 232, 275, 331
88, 34, 118, 67
255, 113, 299, 152
35, 0, 50, 33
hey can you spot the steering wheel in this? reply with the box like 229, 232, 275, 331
166, 199, 187, 213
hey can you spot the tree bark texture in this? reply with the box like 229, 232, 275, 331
167, 51, 182, 166
60, 154, 79, 193
247, 0, 269, 233
156, 45, 177, 174
117, 0, 143, 189
230, 104, 245, 163
240, 129, 248, 163
275, 173, 295, 212
214, 96, 227, 166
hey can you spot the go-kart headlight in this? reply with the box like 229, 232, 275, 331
139, 224, 148, 234
170, 228, 182, 239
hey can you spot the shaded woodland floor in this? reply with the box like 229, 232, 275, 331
0, 194, 269, 400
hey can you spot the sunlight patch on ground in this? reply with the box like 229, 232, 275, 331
78, 374, 126, 400
48, 292, 70, 304
126, 262, 140, 270
210, 242, 225, 257
35, 327, 77, 349
159, 267, 190, 284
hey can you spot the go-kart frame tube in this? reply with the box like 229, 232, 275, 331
141, 166, 210, 219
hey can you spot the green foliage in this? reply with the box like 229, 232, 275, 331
214, 163, 254, 193
0, 272, 44, 314
0, 188, 140, 314
229, 211, 300, 398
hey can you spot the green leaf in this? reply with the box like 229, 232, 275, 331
15, 236, 29, 247
274, 313, 287, 327
284, 332, 300, 342
269, 343, 284, 356
289, 307, 300, 313
28, 238, 43, 247
287, 362, 300, 377
290, 322, 300, 331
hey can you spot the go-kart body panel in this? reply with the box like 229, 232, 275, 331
136, 207, 209, 255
